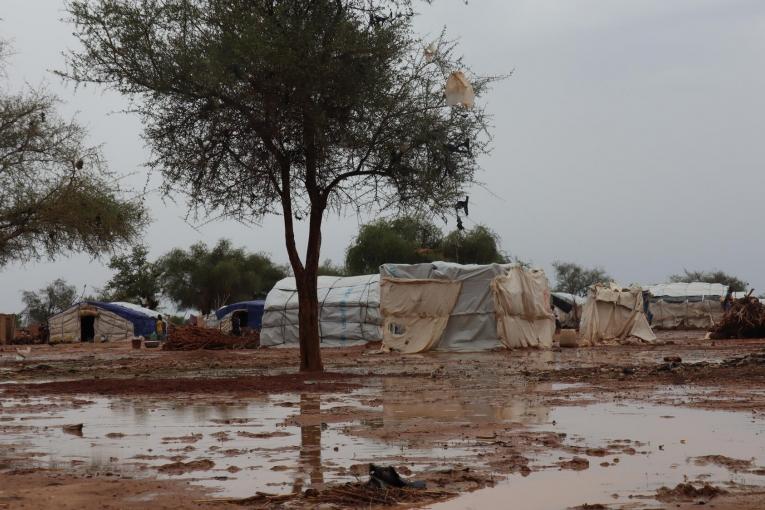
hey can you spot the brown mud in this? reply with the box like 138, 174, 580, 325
1, 331, 765, 509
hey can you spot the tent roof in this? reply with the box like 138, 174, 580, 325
215, 300, 265, 320
109, 302, 162, 318
646, 282, 728, 298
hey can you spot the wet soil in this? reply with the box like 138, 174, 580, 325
1, 332, 765, 509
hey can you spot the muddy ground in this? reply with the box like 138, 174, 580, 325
1, 331, 765, 509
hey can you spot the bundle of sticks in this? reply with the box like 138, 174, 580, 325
710, 291, 765, 340
163, 325, 259, 350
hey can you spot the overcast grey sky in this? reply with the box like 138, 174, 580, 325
2, 0, 764, 312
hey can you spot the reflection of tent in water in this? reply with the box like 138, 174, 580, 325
260, 275, 381, 347
380, 262, 555, 353
215, 300, 265, 333
48, 302, 157, 343
380, 377, 551, 427
579, 284, 656, 345
645, 282, 727, 330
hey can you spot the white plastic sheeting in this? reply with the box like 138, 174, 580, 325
380, 262, 554, 352
580, 285, 656, 345
260, 275, 381, 347
645, 282, 727, 330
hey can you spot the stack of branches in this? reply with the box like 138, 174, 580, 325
163, 325, 259, 350
227, 483, 455, 509
710, 292, 765, 340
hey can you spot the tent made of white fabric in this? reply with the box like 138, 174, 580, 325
579, 284, 656, 345
380, 262, 555, 353
260, 274, 381, 347
645, 282, 727, 330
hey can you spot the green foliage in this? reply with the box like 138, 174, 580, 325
0, 42, 146, 267
552, 261, 611, 296
441, 225, 506, 265
669, 269, 749, 292
345, 217, 505, 274
318, 259, 347, 277
102, 245, 161, 310
345, 217, 444, 275
157, 239, 287, 315
21, 278, 78, 324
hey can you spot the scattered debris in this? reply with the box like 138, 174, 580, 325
693, 455, 754, 471
156, 459, 215, 475
559, 456, 590, 470
655, 483, 726, 502
62, 423, 83, 436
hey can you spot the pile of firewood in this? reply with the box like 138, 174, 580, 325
163, 325, 259, 350
710, 293, 765, 339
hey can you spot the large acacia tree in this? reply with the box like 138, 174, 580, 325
0, 39, 145, 266
63, 0, 493, 371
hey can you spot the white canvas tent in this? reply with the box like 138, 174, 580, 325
380, 262, 555, 353
48, 302, 157, 344
260, 275, 381, 347
579, 284, 656, 345
645, 282, 727, 330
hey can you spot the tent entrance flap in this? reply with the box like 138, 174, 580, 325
80, 316, 95, 342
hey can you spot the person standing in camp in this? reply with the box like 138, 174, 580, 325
231, 313, 241, 336
155, 315, 167, 341
722, 289, 734, 313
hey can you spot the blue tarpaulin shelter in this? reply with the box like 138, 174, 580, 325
215, 300, 265, 329
84, 301, 157, 337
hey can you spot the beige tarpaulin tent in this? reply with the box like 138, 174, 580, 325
579, 284, 656, 345
645, 282, 726, 330
380, 262, 554, 353
48, 302, 157, 344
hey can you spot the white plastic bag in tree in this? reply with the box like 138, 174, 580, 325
445, 71, 475, 108
424, 42, 437, 62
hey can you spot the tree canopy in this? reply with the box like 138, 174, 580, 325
669, 269, 748, 293
21, 278, 78, 325
157, 239, 287, 315
0, 40, 145, 267
345, 216, 505, 274
441, 225, 506, 265
552, 261, 611, 296
101, 245, 161, 309
63, 0, 494, 371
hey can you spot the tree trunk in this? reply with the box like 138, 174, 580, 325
295, 268, 323, 372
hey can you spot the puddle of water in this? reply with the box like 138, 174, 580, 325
0, 390, 477, 497
429, 402, 765, 510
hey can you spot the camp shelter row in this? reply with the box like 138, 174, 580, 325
260, 262, 657, 352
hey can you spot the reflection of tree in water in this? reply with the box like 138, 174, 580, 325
292, 393, 323, 494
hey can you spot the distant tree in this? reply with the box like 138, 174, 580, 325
345, 217, 444, 275
62, 0, 494, 372
158, 239, 287, 315
21, 279, 77, 324
102, 246, 161, 309
669, 269, 748, 292
552, 261, 611, 296
0, 39, 145, 268
318, 259, 347, 277
441, 225, 506, 265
